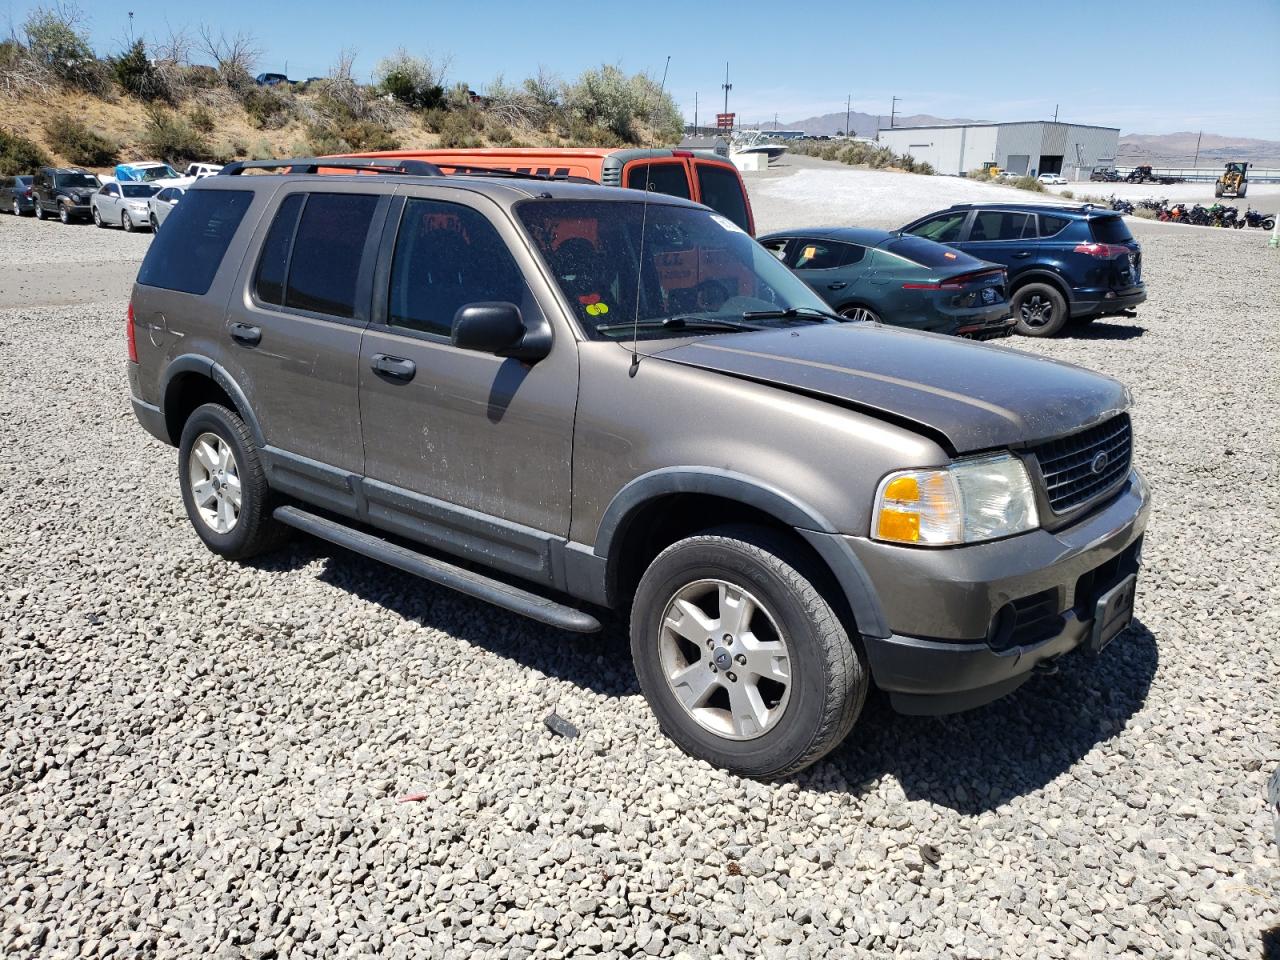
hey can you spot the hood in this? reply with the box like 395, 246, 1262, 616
650, 324, 1128, 454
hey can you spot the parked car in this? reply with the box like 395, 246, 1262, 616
758, 227, 1013, 339
92, 181, 158, 231
127, 156, 1150, 778
255, 72, 290, 86
1, 175, 35, 215
32, 167, 100, 223
1090, 167, 1121, 182
1038, 173, 1068, 186
147, 185, 185, 231
184, 163, 223, 179
115, 161, 185, 187
900, 203, 1146, 336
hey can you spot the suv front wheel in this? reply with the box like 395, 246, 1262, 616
631, 526, 866, 778
178, 403, 286, 560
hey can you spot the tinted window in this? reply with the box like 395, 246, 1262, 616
137, 189, 253, 295
1038, 214, 1070, 237
255, 193, 305, 306
883, 235, 978, 269
121, 184, 156, 198
792, 239, 851, 270
760, 237, 790, 261
388, 199, 527, 337
1089, 216, 1133, 244
54, 173, 98, 189
626, 163, 692, 200
968, 211, 1032, 241
103, 184, 119, 196
908, 212, 967, 242
696, 163, 751, 232
284, 193, 379, 318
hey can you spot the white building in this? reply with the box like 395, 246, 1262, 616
877, 121, 1120, 180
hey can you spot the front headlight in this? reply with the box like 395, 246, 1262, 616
872, 453, 1039, 546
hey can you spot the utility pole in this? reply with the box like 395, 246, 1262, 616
1053, 103, 1059, 123
773, 112, 778, 130
721, 62, 732, 125
694, 92, 698, 134
845, 94, 851, 139
1193, 130, 1203, 168
890, 96, 901, 129
127, 11, 134, 43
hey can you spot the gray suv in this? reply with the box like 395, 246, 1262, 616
127, 157, 1151, 777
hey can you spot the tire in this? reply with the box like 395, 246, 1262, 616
630, 525, 867, 778
35, 201, 46, 220
92, 205, 105, 228
122, 212, 134, 233
1214, 184, 1223, 198
59, 203, 70, 224
838, 304, 880, 323
1012, 282, 1068, 337
177, 403, 287, 561
1263, 218, 1276, 231
150, 213, 159, 232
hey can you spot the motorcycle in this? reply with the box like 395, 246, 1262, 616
1238, 207, 1277, 230
1109, 195, 1134, 214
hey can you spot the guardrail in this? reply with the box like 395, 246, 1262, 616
1115, 166, 1280, 183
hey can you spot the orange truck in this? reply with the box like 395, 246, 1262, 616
337, 147, 756, 235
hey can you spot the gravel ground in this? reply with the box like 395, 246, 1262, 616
2, 175, 1279, 959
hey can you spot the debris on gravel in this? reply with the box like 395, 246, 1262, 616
1, 202, 1278, 958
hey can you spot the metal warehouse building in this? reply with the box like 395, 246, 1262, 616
877, 122, 1120, 180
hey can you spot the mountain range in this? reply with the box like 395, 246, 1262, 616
780, 111, 1280, 165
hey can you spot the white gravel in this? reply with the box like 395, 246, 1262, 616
2, 180, 1279, 959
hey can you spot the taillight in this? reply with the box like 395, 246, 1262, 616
127, 302, 138, 362
903, 269, 1004, 291
1073, 242, 1131, 258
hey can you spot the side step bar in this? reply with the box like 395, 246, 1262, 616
273, 506, 602, 633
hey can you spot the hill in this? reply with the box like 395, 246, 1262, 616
1118, 132, 1280, 167
781, 110, 977, 138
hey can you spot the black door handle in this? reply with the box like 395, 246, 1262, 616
372, 354, 416, 382
229, 322, 261, 345
828, 281, 848, 290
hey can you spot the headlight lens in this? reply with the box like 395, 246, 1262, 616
873, 453, 1039, 546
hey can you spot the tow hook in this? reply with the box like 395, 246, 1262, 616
1032, 657, 1060, 677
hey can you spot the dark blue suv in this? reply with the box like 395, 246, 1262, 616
900, 203, 1146, 337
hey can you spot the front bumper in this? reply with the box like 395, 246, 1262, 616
852, 469, 1150, 713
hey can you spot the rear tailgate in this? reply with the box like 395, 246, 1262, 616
1086, 214, 1142, 286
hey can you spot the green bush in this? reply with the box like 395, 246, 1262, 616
968, 167, 994, 182
305, 119, 400, 154
434, 110, 482, 148
188, 105, 216, 134
43, 114, 117, 166
1013, 176, 1045, 192
23, 7, 107, 93
1060, 190, 1074, 199
374, 50, 444, 110
240, 86, 292, 130
138, 107, 207, 163
0, 127, 51, 174
563, 65, 682, 144
112, 39, 168, 102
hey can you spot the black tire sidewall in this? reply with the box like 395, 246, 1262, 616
177, 404, 272, 559
1013, 283, 1068, 337
631, 536, 853, 777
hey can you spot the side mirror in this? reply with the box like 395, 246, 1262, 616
452, 302, 549, 362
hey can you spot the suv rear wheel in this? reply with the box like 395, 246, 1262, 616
1012, 282, 1068, 337
178, 403, 286, 560
631, 526, 866, 778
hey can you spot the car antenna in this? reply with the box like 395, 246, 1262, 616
629, 54, 672, 378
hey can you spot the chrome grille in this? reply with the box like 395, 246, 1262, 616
1030, 414, 1131, 513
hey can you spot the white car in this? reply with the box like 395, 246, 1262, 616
1037, 173, 1068, 185
91, 181, 158, 231
184, 162, 223, 179
147, 185, 186, 231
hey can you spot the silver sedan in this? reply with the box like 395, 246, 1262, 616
147, 186, 186, 232
92, 182, 157, 231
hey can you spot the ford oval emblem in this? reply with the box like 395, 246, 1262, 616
1091, 451, 1109, 475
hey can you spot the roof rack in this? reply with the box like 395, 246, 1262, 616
437, 163, 596, 184
218, 157, 443, 177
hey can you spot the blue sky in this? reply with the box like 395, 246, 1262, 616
10, 0, 1279, 138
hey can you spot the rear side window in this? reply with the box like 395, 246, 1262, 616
137, 189, 253, 295
696, 163, 751, 232
968, 211, 1033, 241
1089, 216, 1133, 244
626, 163, 692, 200
1037, 214, 1070, 237
284, 193, 379, 318
908, 212, 967, 242
254, 193, 305, 305
387, 198, 528, 337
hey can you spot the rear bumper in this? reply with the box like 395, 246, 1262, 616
1071, 283, 1147, 318
931, 301, 1014, 338
853, 469, 1150, 713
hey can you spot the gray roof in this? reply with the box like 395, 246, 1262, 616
880, 121, 1120, 133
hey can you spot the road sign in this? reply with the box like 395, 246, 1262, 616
716, 113, 735, 130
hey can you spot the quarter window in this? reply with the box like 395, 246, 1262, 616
387, 199, 528, 337
254, 193, 304, 306
283, 193, 379, 318
626, 163, 692, 200
1037, 214, 1070, 237
136, 189, 253, 296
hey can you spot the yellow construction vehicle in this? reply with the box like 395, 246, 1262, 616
1215, 161, 1250, 199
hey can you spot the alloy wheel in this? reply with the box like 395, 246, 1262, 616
187, 432, 242, 534
122, 212, 133, 232
1019, 294, 1053, 328
59, 204, 69, 224
658, 579, 792, 740
840, 306, 878, 323
12, 199, 19, 216
92, 206, 102, 227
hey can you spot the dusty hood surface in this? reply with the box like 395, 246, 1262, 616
651, 323, 1128, 454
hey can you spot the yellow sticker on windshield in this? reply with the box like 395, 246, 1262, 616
803, 245, 817, 259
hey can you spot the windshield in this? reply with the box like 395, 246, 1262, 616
54, 173, 99, 189
516, 200, 832, 341
131, 165, 179, 182
122, 184, 158, 198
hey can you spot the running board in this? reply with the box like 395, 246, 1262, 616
273, 506, 602, 633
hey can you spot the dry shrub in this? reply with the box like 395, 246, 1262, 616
43, 113, 117, 166
0, 126, 51, 174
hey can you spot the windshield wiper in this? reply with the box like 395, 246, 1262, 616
740, 306, 842, 324
595, 316, 764, 335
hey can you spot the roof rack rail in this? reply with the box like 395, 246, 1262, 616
437, 163, 595, 184
218, 157, 443, 177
